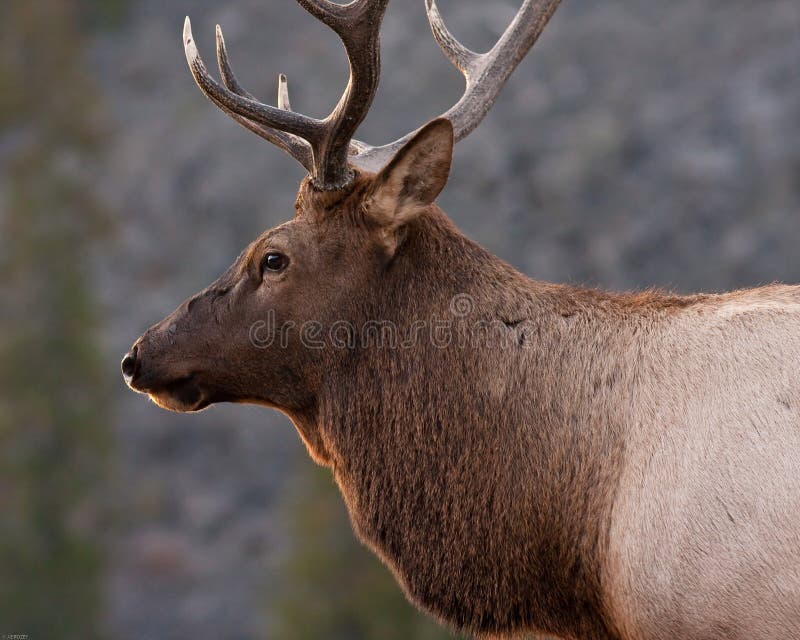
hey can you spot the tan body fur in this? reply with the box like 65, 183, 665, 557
607, 287, 800, 639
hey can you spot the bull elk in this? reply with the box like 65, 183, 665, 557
121, 1, 800, 638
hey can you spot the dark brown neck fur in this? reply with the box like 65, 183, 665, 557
295, 206, 695, 639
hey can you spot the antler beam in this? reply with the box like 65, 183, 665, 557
183, 0, 562, 187
348, 0, 563, 173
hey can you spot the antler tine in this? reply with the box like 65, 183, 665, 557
425, 0, 479, 74
210, 24, 313, 169
185, 17, 317, 171
348, 0, 563, 174
444, 0, 563, 141
185, 18, 322, 141
277, 74, 292, 111
215, 24, 257, 101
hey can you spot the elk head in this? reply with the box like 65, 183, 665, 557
122, 0, 562, 445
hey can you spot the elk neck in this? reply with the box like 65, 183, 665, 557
283, 204, 701, 638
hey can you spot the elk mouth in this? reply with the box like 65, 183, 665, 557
146, 375, 211, 413
128, 373, 212, 413
122, 345, 225, 412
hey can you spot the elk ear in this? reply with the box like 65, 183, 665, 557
367, 118, 454, 251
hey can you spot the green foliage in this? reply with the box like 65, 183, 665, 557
272, 465, 465, 640
0, 1, 113, 637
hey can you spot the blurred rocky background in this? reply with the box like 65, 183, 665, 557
0, 0, 797, 638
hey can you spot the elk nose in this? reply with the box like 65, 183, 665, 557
121, 345, 139, 384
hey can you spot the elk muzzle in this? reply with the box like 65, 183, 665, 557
122, 320, 213, 413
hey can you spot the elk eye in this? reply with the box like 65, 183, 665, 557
261, 252, 289, 274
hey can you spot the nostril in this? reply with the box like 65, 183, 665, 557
121, 346, 138, 381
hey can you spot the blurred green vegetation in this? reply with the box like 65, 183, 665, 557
0, 1, 114, 638
272, 465, 465, 640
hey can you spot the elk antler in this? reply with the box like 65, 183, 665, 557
351, 0, 563, 172
183, 0, 562, 190
184, 0, 389, 190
